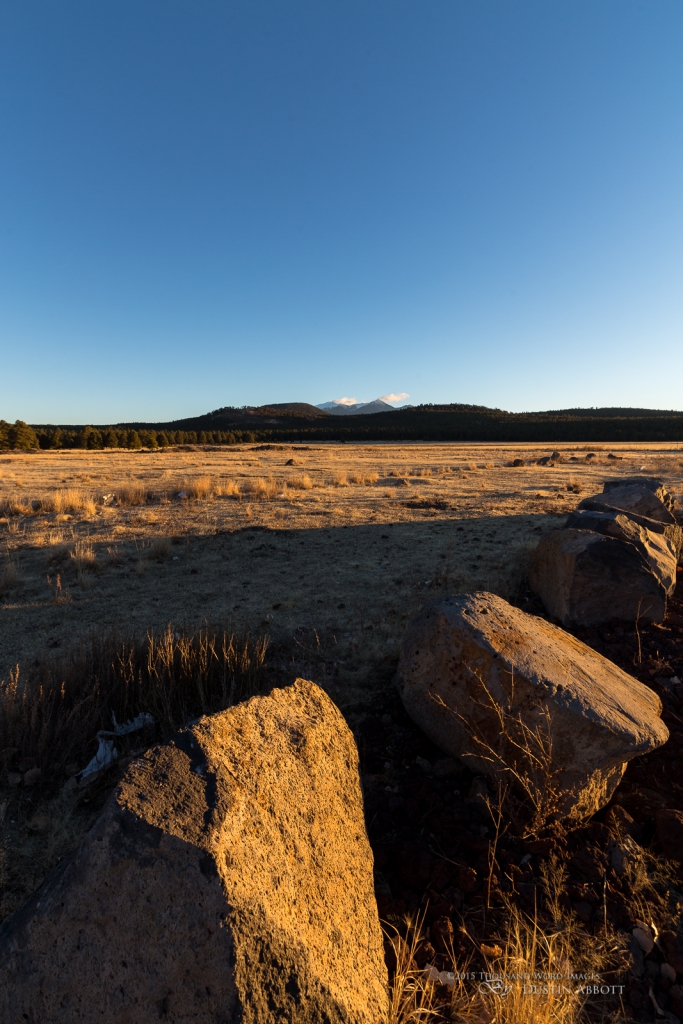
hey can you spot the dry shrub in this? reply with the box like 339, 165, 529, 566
348, 471, 379, 485
49, 488, 97, 515
288, 474, 315, 491
219, 478, 241, 497
433, 671, 564, 840
184, 476, 215, 500
69, 540, 97, 572
566, 478, 582, 494
115, 483, 148, 506
243, 476, 279, 500
0, 494, 32, 516
329, 472, 348, 487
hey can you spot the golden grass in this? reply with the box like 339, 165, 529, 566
243, 476, 279, 500
387, 898, 626, 1024
288, 473, 316, 491
69, 540, 97, 572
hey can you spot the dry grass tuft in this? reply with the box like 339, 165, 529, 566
288, 474, 315, 491
243, 477, 279, 500
0, 625, 269, 784
115, 483, 148, 506
69, 540, 97, 572
146, 537, 172, 561
387, 898, 627, 1024
329, 472, 348, 487
348, 471, 379, 485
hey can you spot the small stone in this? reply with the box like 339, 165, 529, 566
23, 768, 41, 787
633, 923, 655, 954
415, 756, 431, 773
662, 964, 677, 984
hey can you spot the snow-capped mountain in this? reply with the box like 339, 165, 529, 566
316, 399, 397, 416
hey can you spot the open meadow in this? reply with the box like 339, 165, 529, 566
2, 439, 681, 691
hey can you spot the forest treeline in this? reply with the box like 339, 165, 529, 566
0, 421, 255, 451
1, 403, 683, 451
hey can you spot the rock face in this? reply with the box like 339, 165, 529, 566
584, 481, 677, 526
396, 593, 668, 820
602, 477, 676, 513
564, 509, 678, 593
529, 528, 670, 626
577, 498, 683, 559
0, 679, 387, 1024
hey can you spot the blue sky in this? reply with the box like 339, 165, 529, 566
1, 1, 682, 423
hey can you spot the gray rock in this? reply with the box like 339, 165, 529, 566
565, 509, 678, 593
587, 479, 678, 529
602, 476, 675, 512
0, 679, 388, 1024
530, 528, 669, 626
396, 593, 667, 821
576, 498, 683, 559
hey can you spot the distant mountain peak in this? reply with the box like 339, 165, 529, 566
316, 398, 399, 416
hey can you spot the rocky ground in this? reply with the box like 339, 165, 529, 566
355, 579, 683, 1020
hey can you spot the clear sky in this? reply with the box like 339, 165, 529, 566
1, 1, 682, 424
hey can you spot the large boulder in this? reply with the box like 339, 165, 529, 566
602, 477, 676, 513
564, 508, 678, 593
576, 498, 682, 559
0, 679, 388, 1024
529, 528, 670, 626
396, 593, 668, 820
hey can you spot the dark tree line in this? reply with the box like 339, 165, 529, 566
2, 403, 683, 450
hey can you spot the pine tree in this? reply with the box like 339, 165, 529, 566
127, 430, 142, 450
8, 420, 39, 449
50, 428, 63, 449
103, 429, 119, 448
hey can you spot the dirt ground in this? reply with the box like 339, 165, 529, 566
1, 441, 682, 695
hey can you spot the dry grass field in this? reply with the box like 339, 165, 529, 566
2, 440, 682, 696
